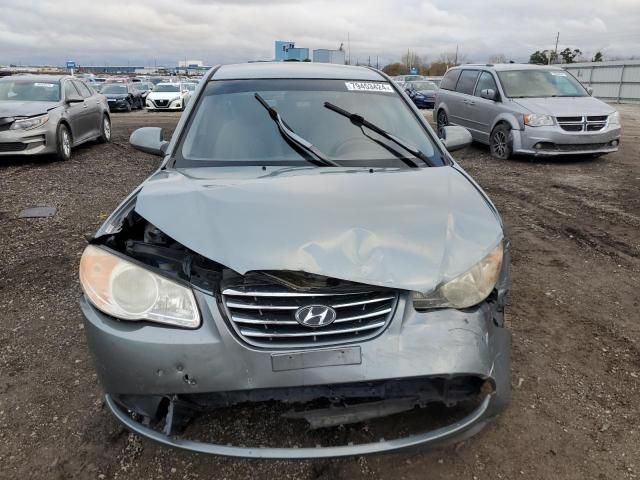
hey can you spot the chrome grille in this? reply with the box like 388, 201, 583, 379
154, 99, 169, 107
222, 287, 398, 348
556, 115, 607, 132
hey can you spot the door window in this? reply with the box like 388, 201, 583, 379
64, 81, 80, 99
74, 81, 93, 98
474, 72, 498, 97
455, 70, 480, 95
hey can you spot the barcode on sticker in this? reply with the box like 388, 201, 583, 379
345, 82, 394, 93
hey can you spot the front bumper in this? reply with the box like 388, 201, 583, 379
146, 99, 183, 111
413, 97, 435, 109
513, 124, 621, 156
82, 285, 511, 457
0, 126, 57, 156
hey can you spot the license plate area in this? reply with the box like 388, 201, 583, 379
271, 346, 361, 372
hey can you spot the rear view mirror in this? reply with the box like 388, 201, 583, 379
480, 89, 497, 101
130, 127, 169, 157
440, 125, 472, 152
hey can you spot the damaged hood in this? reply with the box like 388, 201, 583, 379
134, 166, 503, 294
0, 100, 59, 118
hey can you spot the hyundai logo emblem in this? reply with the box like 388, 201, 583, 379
294, 305, 337, 328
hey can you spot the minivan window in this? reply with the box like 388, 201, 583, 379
497, 69, 588, 98
440, 70, 461, 91
177, 79, 443, 168
455, 70, 480, 95
474, 71, 498, 97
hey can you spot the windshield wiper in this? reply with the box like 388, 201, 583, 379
254, 93, 338, 167
324, 102, 431, 167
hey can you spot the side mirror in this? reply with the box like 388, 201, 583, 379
440, 125, 472, 152
586, 86, 593, 96
66, 95, 83, 104
480, 88, 497, 101
130, 127, 169, 156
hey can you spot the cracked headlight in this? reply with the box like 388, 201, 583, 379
608, 111, 620, 125
413, 242, 504, 309
10, 114, 49, 130
79, 245, 200, 328
523, 114, 554, 127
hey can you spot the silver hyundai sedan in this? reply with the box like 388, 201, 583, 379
0, 75, 111, 160
80, 62, 511, 458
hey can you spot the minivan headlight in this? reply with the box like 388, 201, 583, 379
608, 111, 620, 125
412, 242, 503, 310
79, 245, 200, 328
523, 114, 554, 127
10, 114, 49, 130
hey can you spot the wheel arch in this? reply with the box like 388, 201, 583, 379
490, 114, 521, 133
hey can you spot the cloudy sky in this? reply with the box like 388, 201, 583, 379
1, 0, 639, 67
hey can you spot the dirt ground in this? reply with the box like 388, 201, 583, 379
1, 105, 639, 480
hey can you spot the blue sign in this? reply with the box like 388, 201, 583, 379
409, 67, 418, 75
66, 61, 76, 69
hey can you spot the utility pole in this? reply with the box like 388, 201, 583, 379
347, 32, 351, 65
550, 32, 559, 64
454, 44, 459, 66
376, 56, 379, 69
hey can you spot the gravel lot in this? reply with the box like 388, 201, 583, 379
1, 105, 639, 480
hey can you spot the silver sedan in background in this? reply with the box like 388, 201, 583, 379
0, 75, 111, 161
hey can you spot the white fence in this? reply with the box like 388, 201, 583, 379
562, 60, 640, 104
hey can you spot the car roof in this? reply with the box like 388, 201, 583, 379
450, 63, 565, 72
212, 62, 385, 81
0, 74, 69, 82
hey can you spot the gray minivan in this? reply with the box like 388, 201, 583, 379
434, 64, 621, 159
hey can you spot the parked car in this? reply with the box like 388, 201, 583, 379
424, 76, 443, 87
183, 82, 197, 93
434, 64, 621, 159
0, 75, 111, 160
79, 62, 510, 458
101, 83, 143, 111
145, 82, 191, 111
133, 81, 154, 101
393, 74, 425, 83
404, 80, 439, 109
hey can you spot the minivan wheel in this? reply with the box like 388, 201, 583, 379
436, 110, 448, 137
54, 124, 72, 161
98, 115, 111, 143
490, 124, 513, 160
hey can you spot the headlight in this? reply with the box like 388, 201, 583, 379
79, 245, 200, 328
10, 114, 49, 130
608, 111, 620, 125
523, 114, 554, 127
412, 242, 504, 309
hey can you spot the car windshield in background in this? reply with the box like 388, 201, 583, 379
154, 84, 180, 92
177, 79, 442, 168
410, 81, 438, 91
184, 83, 196, 91
497, 69, 588, 98
102, 85, 127, 94
0, 80, 60, 102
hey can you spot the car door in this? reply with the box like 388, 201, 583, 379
465, 71, 501, 143
62, 80, 91, 143
452, 70, 480, 130
73, 80, 101, 137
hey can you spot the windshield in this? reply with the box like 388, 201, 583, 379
154, 84, 180, 92
497, 69, 588, 98
135, 83, 151, 90
0, 80, 60, 102
409, 81, 437, 91
177, 79, 443, 168
101, 85, 127, 94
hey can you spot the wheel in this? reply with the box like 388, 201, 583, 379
436, 109, 448, 137
97, 115, 111, 144
55, 124, 72, 161
490, 124, 513, 160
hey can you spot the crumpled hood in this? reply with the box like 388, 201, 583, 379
134, 166, 503, 294
148, 91, 181, 101
512, 96, 614, 116
0, 101, 59, 118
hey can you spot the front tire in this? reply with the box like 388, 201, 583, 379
490, 124, 513, 160
55, 124, 72, 161
97, 115, 111, 144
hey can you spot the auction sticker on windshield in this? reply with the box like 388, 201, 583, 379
345, 82, 394, 93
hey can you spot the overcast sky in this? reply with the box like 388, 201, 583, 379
1, 0, 639, 67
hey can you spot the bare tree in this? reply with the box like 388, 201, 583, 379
438, 51, 467, 67
488, 54, 507, 64
401, 50, 424, 70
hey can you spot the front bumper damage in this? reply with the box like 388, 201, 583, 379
83, 285, 510, 457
